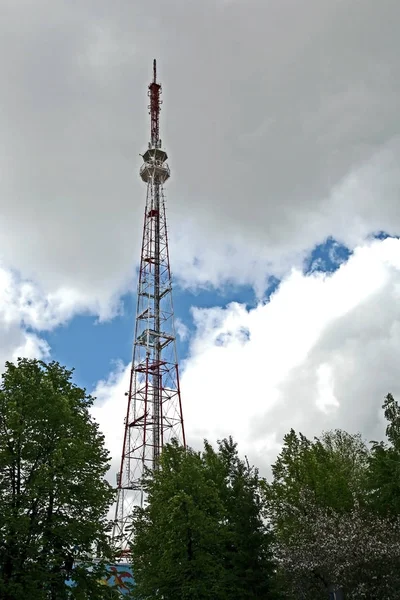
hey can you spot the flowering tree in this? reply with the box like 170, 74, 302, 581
275, 494, 400, 599
263, 427, 400, 598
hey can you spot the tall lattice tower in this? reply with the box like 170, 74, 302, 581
112, 60, 186, 554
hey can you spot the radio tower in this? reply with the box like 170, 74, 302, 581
112, 60, 186, 554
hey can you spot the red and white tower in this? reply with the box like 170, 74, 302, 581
112, 60, 186, 553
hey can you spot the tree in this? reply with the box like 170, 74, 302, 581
264, 429, 369, 539
131, 438, 279, 600
367, 393, 400, 517
217, 437, 277, 599
276, 495, 400, 599
266, 425, 400, 599
264, 429, 370, 597
0, 358, 116, 599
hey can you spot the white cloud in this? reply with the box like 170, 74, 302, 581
0, 265, 51, 368
0, 265, 118, 329
181, 238, 400, 470
9, 333, 50, 365
91, 361, 130, 485
0, 262, 112, 370
92, 238, 400, 477
175, 317, 189, 341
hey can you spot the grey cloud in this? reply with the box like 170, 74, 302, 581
0, 0, 399, 311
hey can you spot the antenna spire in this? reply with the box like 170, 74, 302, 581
149, 58, 161, 147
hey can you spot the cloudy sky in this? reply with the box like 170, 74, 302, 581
1, 0, 400, 477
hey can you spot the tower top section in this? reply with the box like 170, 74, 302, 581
141, 60, 170, 184
148, 59, 162, 148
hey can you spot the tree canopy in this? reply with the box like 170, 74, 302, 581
130, 437, 279, 600
130, 396, 400, 599
2, 357, 400, 599
0, 358, 115, 599
265, 401, 400, 599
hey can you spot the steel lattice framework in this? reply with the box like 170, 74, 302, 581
112, 60, 186, 554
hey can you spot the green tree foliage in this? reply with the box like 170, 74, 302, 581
264, 428, 369, 542
267, 422, 400, 599
217, 438, 277, 599
131, 438, 279, 600
0, 358, 116, 599
367, 393, 400, 517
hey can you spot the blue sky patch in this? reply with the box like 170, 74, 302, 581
41, 234, 393, 392
303, 237, 351, 275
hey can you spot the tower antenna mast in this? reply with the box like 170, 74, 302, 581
150, 58, 160, 147
112, 60, 186, 555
